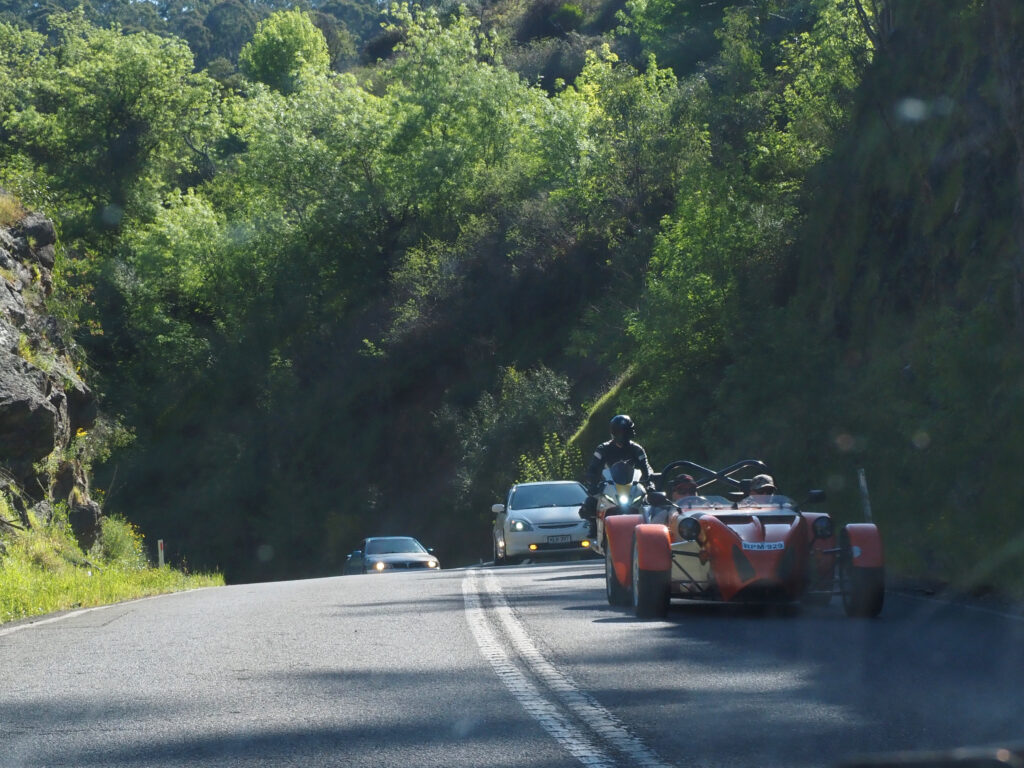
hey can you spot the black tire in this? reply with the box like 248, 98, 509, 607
840, 544, 884, 617
493, 536, 506, 566
632, 532, 669, 619
605, 538, 632, 606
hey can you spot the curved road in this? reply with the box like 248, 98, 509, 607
3, 561, 1023, 767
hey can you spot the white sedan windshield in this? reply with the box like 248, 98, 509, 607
510, 483, 587, 510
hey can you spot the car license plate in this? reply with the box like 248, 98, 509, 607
742, 542, 784, 551
547, 535, 571, 544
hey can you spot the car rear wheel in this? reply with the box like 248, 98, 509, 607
840, 541, 884, 618
605, 538, 632, 606
632, 532, 669, 619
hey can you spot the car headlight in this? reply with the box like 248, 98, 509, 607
427, 560, 438, 568
509, 519, 533, 532
373, 561, 386, 571
678, 516, 701, 541
812, 517, 833, 539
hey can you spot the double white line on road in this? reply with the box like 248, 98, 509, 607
462, 570, 672, 768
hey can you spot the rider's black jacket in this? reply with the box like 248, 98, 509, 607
585, 440, 653, 491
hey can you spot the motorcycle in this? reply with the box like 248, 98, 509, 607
580, 460, 648, 556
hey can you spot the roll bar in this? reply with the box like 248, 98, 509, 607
655, 459, 769, 493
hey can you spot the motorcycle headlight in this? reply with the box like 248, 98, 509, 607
618, 494, 629, 506
509, 519, 533, 532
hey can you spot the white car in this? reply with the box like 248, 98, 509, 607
491, 481, 592, 565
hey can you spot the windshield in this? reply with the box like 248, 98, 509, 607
738, 494, 796, 509
510, 483, 587, 510
673, 495, 732, 509
364, 538, 427, 555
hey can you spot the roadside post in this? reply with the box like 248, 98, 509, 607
158, 539, 165, 568
857, 468, 873, 522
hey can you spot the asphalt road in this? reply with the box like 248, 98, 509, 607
3, 561, 1023, 768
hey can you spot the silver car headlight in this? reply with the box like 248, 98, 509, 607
427, 560, 439, 568
509, 519, 533, 532
373, 561, 387, 571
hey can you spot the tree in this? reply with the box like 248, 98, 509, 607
238, 9, 330, 93
2, 11, 221, 235
204, 0, 258, 64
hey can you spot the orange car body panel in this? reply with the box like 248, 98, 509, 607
844, 523, 884, 567
605, 514, 642, 588
634, 524, 672, 571
692, 512, 809, 602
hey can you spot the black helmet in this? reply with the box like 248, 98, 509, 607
609, 414, 635, 444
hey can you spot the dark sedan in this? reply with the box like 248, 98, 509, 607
343, 536, 441, 574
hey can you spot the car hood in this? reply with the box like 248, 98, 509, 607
704, 510, 800, 543
366, 553, 436, 564
508, 505, 584, 525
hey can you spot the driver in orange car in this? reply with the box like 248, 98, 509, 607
749, 474, 777, 496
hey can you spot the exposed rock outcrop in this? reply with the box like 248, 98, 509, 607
0, 204, 100, 544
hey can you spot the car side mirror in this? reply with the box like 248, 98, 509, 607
647, 491, 672, 507
492, 503, 506, 514
805, 489, 826, 504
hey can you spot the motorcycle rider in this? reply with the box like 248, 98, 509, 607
580, 415, 654, 535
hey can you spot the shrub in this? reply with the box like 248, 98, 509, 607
551, 3, 585, 33
97, 516, 147, 569
0, 192, 26, 227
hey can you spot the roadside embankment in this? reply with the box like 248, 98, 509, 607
0, 196, 222, 624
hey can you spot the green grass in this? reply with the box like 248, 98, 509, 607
568, 364, 635, 451
0, 512, 222, 625
0, 192, 25, 227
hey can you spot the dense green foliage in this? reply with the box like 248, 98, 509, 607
1, 0, 1022, 592
239, 9, 331, 92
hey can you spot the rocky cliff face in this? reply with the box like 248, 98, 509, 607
0, 208, 100, 546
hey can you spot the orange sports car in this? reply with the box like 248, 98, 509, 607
602, 459, 884, 619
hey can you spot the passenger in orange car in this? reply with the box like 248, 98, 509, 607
649, 474, 698, 524
749, 474, 777, 496
669, 474, 698, 502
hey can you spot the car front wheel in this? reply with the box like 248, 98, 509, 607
493, 535, 506, 566
605, 538, 632, 606
840, 540, 884, 618
632, 532, 669, 619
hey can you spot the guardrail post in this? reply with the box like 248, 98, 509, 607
157, 539, 165, 568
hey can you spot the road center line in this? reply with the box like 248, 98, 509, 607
480, 570, 674, 768
462, 572, 615, 767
